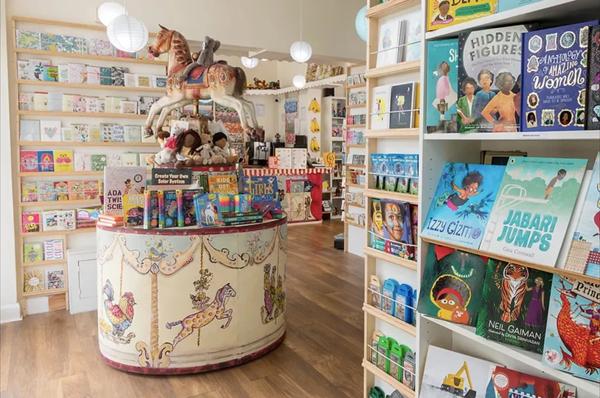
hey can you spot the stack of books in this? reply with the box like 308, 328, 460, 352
96, 214, 123, 228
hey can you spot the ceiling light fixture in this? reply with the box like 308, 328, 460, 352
241, 56, 259, 69
97, 2, 127, 26
290, 1, 312, 63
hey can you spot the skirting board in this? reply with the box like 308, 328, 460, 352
0, 303, 22, 323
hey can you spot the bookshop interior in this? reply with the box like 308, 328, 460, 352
1, 0, 600, 397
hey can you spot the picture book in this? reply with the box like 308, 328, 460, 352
143, 191, 159, 229
368, 198, 415, 260
16, 30, 41, 49
542, 275, 599, 382
418, 244, 487, 326
487, 366, 577, 397
522, 22, 597, 132
47, 93, 62, 111
458, 25, 529, 133
18, 92, 33, 111
421, 162, 505, 249
476, 260, 553, 354
37, 181, 56, 201
54, 181, 69, 201
100, 67, 112, 85
43, 239, 64, 260
194, 193, 222, 226
564, 153, 600, 277
390, 82, 416, 129
123, 193, 144, 227
243, 176, 278, 212
45, 268, 65, 290
37, 150, 54, 172
403, 9, 422, 62
371, 85, 392, 130
21, 181, 37, 202
32, 92, 48, 110
42, 210, 75, 231
83, 180, 100, 199
91, 154, 107, 171
23, 270, 44, 293
182, 190, 199, 226
23, 242, 43, 263
480, 157, 587, 267
86, 66, 101, 85
426, 38, 459, 134
427, 0, 497, 32
376, 17, 402, 67
163, 190, 179, 228
208, 174, 238, 195
498, 0, 541, 11
103, 166, 146, 216
20, 150, 38, 172
39, 120, 60, 141
20, 119, 40, 141
22, 211, 40, 233
53, 150, 73, 172
586, 25, 600, 129
88, 38, 113, 56
68, 180, 84, 200
420, 345, 496, 397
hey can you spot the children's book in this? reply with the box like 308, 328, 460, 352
586, 25, 600, 130
458, 25, 529, 133
23, 242, 43, 263
37, 181, 56, 201
389, 82, 416, 129
163, 190, 179, 228
522, 21, 597, 132
208, 174, 239, 195
37, 150, 54, 172
498, 0, 541, 11
54, 181, 69, 201
369, 198, 415, 260
123, 193, 144, 227
121, 153, 139, 167
53, 150, 73, 172
487, 366, 577, 397
402, 9, 422, 62
111, 125, 125, 142
103, 166, 146, 216
22, 211, 41, 233
43, 239, 64, 260
476, 260, 553, 354
194, 193, 222, 226
88, 38, 113, 56
371, 85, 392, 130
421, 162, 505, 249
82, 180, 99, 199
20, 150, 38, 172
45, 268, 65, 290
243, 176, 278, 213
91, 154, 107, 171
67, 180, 84, 200
427, 0, 497, 32
418, 244, 487, 326
182, 190, 200, 226
376, 17, 401, 67
426, 38, 459, 134
20, 119, 40, 141
16, 30, 41, 49
543, 275, 599, 382
86, 66, 101, 85
32, 92, 48, 111
100, 67, 112, 85
23, 270, 44, 293
42, 210, 75, 231
21, 181, 38, 202
480, 157, 587, 267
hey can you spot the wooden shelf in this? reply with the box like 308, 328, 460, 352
365, 61, 420, 79
22, 259, 66, 267
363, 303, 416, 336
424, 130, 600, 141
18, 79, 165, 93
364, 247, 417, 271
347, 182, 366, 189
420, 236, 599, 285
15, 48, 166, 66
18, 110, 147, 119
345, 220, 365, 229
19, 140, 157, 148
346, 143, 366, 149
366, 0, 420, 19
19, 170, 103, 177
12, 16, 160, 36
347, 124, 366, 129
21, 227, 96, 237
22, 288, 67, 298
362, 360, 415, 398
20, 199, 100, 208
347, 83, 366, 89
364, 189, 418, 204
365, 128, 419, 139
346, 202, 365, 208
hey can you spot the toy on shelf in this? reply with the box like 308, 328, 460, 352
246, 78, 280, 90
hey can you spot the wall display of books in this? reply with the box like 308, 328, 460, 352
21, 179, 100, 202
370, 153, 419, 195
23, 239, 64, 263
375, 10, 422, 68
20, 149, 148, 172
371, 83, 419, 130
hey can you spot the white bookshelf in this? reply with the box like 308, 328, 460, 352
322, 96, 347, 220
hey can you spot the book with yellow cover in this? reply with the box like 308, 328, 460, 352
208, 174, 239, 195
427, 0, 497, 32
53, 150, 73, 172
123, 193, 144, 227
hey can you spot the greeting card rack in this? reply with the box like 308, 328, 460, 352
9, 17, 165, 315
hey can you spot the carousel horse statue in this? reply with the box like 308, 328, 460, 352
145, 25, 259, 137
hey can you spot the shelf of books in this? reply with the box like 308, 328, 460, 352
417, 0, 600, 397
344, 65, 367, 254
363, 2, 422, 397
10, 16, 166, 314
322, 96, 347, 221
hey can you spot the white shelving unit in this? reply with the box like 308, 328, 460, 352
322, 96, 347, 220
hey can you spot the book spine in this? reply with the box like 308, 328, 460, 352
176, 190, 184, 227
143, 190, 151, 229
157, 190, 165, 229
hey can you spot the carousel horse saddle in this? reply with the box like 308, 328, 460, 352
185, 65, 208, 85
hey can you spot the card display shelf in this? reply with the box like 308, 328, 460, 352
19, 171, 103, 177
347, 103, 367, 109
19, 141, 158, 148
363, 303, 416, 336
20, 199, 100, 208
364, 189, 418, 204
363, 247, 417, 271
18, 110, 147, 119
15, 48, 167, 66
364, 61, 420, 79
22, 288, 67, 298
346, 220, 365, 229
21, 227, 96, 237
424, 130, 600, 141
22, 259, 66, 267
365, 128, 420, 139
366, 0, 421, 19
18, 79, 165, 93
362, 360, 416, 398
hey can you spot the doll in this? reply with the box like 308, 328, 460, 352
174, 129, 203, 168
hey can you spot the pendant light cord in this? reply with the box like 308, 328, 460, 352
299, 0, 303, 41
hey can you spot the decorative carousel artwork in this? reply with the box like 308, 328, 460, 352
261, 264, 285, 324
98, 279, 136, 344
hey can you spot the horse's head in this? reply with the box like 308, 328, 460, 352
148, 24, 173, 58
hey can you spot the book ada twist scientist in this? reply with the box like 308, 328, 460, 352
480, 157, 587, 267
476, 260, 553, 354
422, 163, 505, 249
418, 244, 487, 326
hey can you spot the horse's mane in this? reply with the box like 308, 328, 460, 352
215, 283, 232, 305
171, 31, 192, 66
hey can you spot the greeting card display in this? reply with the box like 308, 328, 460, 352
422, 163, 505, 249
459, 25, 529, 133
426, 38, 459, 133
522, 21, 597, 132
480, 157, 587, 267
476, 260, 553, 354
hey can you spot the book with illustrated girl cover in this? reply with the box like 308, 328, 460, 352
426, 38, 459, 133
476, 260, 553, 354
421, 163, 505, 249
480, 157, 587, 267
417, 244, 487, 326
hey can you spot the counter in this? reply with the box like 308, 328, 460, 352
96, 218, 287, 374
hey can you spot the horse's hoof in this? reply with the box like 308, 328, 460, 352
144, 128, 154, 138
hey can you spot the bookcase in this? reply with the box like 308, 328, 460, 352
322, 96, 346, 220
9, 17, 165, 314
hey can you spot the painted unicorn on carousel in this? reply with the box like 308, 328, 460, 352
145, 25, 260, 137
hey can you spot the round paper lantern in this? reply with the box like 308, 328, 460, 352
355, 5, 368, 42
241, 56, 259, 69
97, 2, 127, 26
290, 41, 312, 63
292, 75, 306, 89
107, 14, 149, 53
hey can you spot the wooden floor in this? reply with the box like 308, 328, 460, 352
0, 222, 364, 398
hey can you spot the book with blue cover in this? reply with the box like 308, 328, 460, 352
421, 163, 505, 249
243, 176, 278, 210
522, 21, 597, 132
426, 38, 459, 134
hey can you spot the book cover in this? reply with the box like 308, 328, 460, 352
182, 190, 200, 226
243, 176, 278, 212
43, 239, 64, 260
39, 120, 61, 141
23, 270, 44, 293
17, 60, 32, 80
121, 153, 139, 167
564, 153, 600, 277
111, 67, 128, 86
480, 157, 587, 267
23, 242, 43, 263
476, 260, 553, 354
41, 65, 58, 82
586, 25, 600, 129
100, 67, 112, 85
542, 275, 599, 382
418, 244, 488, 326
47, 93, 62, 112
208, 174, 239, 195
40, 33, 58, 52
120, 100, 138, 114
37, 181, 56, 201
20, 150, 38, 172
82, 180, 99, 199
487, 365, 577, 397
45, 268, 65, 290
111, 125, 125, 142
163, 190, 179, 228
91, 154, 107, 171
22, 211, 41, 233
42, 210, 76, 231
124, 125, 141, 142
20, 119, 40, 141
68, 180, 84, 200
422, 162, 505, 249
389, 82, 416, 129
37, 150, 54, 172
369, 198, 415, 260
103, 166, 146, 216
16, 30, 41, 49
371, 85, 392, 130
32, 91, 48, 111
86, 66, 101, 85
194, 193, 222, 226
376, 17, 401, 68
123, 193, 144, 227
459, 25, 529, 133
426, 38, 459, 134
135, 74, 151, 88
61, 94, 75, 112
53, 150, 73, 172
21, 181, 38, 202
67, 63, 85, 83
153, 76, 167, 88
403, 9, 422, 62
498, 0, 541, 11
54, 181, 69, 201
522, 21, 596, 132
427, 0, 497, 32
18, 92, 33, 111
88, 38, 113, 56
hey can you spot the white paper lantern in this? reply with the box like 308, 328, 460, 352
107, 14, 149, 53
241, 56, 259, 69
290, 41, 312, 63
292, 75, 306, 89
97, 2, 127, 26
